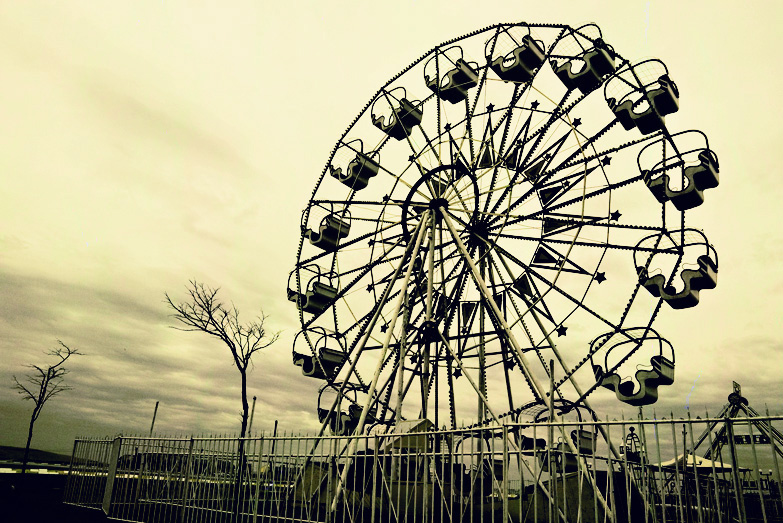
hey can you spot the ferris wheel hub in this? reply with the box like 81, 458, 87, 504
400, 163, 480, 243
429, 197, 449, 210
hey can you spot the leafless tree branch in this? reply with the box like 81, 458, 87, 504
12, 340, 82, 473
165, 280, 279, 437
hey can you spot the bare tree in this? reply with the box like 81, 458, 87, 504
165, 280, 279, 437
13, 340, 81, 474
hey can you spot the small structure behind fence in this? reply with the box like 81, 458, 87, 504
63, 415, 783, 522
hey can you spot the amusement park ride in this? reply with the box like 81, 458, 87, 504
284, 20, 733, 521
288, 20, 720, 444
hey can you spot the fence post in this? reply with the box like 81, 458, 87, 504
63, 439, 79, 504
102, 437, 122, 516
371, 434, 379, 523
726, 417, 748, 523
766, 407, 783, 516
179, 437, 195, 523
253, 436, 264, 523
503, 425, 509, 523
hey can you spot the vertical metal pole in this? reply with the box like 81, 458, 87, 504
560, 423, 567, 520
669, 417, 685, 523
371, 434, 378, 523
423, 211, 435, 422
478, 249, 487, 425
592, 426, 598, 523
252, 436, 263, 523
704, 410, 723, 523
534, 423, 539, 523
64, 438, 79, 504
766, 406, 783, 516
686, 414, 704, 523
637, 408, 653, 523
653, 412, 667, 523
102, 437, 123, 516
423, 213, 435, 523
177, 437, 194, 523
149, 401, 159, 436
620, 416, 629, 523
248, 396, 257, 435
503, 425, 510, 523
548, 360, 556, 523
726, 416, 748, 523
746, 416, 769, 523
606, 417, 617, 523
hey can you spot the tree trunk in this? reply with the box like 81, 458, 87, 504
240, 370, 249, 438
234, 370, 249, 518
21, 415, 36, 474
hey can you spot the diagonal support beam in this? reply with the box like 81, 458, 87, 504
330, 211, 430, 512
437, 329, 570, 523
292, 216, 429, 495
441, 209, 613, 518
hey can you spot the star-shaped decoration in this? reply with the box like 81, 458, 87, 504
487, 103, 495, 112
408, 154, 416, 162
368, 239, 375, 246
531, 100, 540, 110
572, 118, 582, 127
610, 210, 622, 221
504, 359, 516, 370
444, 122, 451, 131
366, 284, 373, 292
380, 323, 388, 333
382, 194, 390, 202
410, 354, 419, 364
601, 156, 612, 166
594, 272, 606, 284
453, 368, 462, 379
556, 325, 568, 337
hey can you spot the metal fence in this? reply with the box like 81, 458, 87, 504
63, 415, 783, 522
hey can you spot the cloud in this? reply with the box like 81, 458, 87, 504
0, 264, 330, 454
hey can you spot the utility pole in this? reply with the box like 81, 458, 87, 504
248, 396, 257, 434
149, 401, 159, 436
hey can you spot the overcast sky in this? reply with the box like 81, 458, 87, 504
1, 1, 781, 454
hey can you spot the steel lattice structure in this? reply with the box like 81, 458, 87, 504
287, 22, 720, 438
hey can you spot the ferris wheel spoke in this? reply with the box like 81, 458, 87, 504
442, 210, 550, 401
493, 172, 645, 232
484, 94, 610, 222
494, 131, 583, 226
416, 125, 446, 169
548, 133, 659, 182
491, 127, 659, 228
481, 86, 527, 215
486, 113, 579, 222
486, 109, 540, 216
492, 243, 619, 335
485, 254, 557, 370
487, 251, 623, 447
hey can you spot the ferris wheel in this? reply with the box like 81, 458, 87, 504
287, 22, 720, 436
